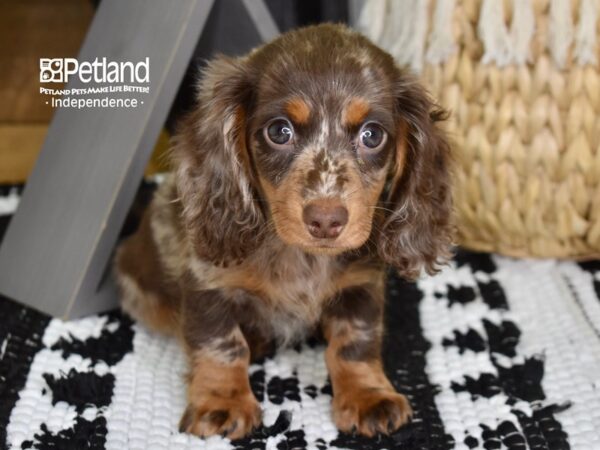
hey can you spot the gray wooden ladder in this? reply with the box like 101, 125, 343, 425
0, 0, 278, 318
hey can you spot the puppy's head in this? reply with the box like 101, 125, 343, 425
175, 24, 452, 277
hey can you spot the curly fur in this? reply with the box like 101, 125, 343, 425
377, 79, 453, 279
115, 23, 453, 440
172, 57, 265, 266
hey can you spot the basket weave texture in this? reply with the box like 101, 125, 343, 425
359, 0, 600, 259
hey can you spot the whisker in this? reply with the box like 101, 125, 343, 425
369, 205, 396, 215
342, 187, 361, 200
253, 219, 277, 241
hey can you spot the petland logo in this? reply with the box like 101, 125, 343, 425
40, 57, 149, 83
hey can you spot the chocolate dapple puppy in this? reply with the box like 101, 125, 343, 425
115, 23, 452, 439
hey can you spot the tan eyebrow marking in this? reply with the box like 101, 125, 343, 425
391, 120, 408, 189
342, 97, 371, 127
285, 97, 311, 124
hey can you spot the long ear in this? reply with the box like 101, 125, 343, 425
172, 55, 264, 267
377, 76, 453, 279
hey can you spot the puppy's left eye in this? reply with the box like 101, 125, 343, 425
265, 119, 294, 147
359, 123, 386, 151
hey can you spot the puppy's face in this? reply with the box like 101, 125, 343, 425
246, 30, 401, 254
177, 24, 451, 276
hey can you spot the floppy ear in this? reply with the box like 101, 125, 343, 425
377, 75, 453, 279
172, 55, 264, 267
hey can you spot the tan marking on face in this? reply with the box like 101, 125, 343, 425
342, 97, 370, 127
257, 149, 389, 254
285, 97, 311, 124
390, 120, 408, 191
339, 164, 387, 249
258, 165, 308, 247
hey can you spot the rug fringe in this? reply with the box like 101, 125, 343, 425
549, 0, 574, 68
357, 0, 599, 69
426, 0, 457, 64
575, 0, 599, 65
510, 0, 536, 65
388, 0, 430, 73
479, 0, 513, 66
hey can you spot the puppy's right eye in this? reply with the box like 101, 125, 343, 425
265, 119, 294, 147
359, 122, 386, 150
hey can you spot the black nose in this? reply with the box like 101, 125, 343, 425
302, 201, 348, 239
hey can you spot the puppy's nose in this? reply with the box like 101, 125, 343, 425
302, 201, 348, 239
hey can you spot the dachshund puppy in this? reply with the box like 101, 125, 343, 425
115, 23, 452, 439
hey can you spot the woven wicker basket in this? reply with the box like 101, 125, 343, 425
358, 0, 600, 259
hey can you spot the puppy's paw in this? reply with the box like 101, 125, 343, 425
179, 393, 262, 439
332, 388, 412, 437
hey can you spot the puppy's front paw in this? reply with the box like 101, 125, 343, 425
332, 388, 412, 437
179, 393, 262, 439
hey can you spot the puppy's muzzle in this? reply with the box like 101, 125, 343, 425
302, 199, 348, 239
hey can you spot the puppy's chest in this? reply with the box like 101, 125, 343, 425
247, 250, 340, 342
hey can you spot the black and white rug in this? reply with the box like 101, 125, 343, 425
1, 184, 600, 450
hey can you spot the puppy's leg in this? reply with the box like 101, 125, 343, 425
322, 285, 412, 437
115, 209, 180, 335
179, 289, 261, 439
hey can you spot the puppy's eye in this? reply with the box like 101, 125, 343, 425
265, 119, 294, 147
359, 123, 386, 150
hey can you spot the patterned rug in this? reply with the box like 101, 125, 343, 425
1, 184, 600, 450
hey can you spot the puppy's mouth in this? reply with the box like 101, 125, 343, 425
300, 242, 349, 255
298, 232, 369, 255
272, 228, 355, 254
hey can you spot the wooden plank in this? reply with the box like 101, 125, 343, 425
0, 0, 94, 123
0, 125, 171, 183
0, 125, 47, 183
348, 0, 366, 26
240, 0, 279, 42
0, 0, 214, 318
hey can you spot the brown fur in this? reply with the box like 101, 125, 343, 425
285, 97, 311, 124
322, 284, 412, 436
180, 351, 261, 438
115, 204, 180, 334
115, 23, 452, 439
327, 356, 413, 436
342, 97, 370, 127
